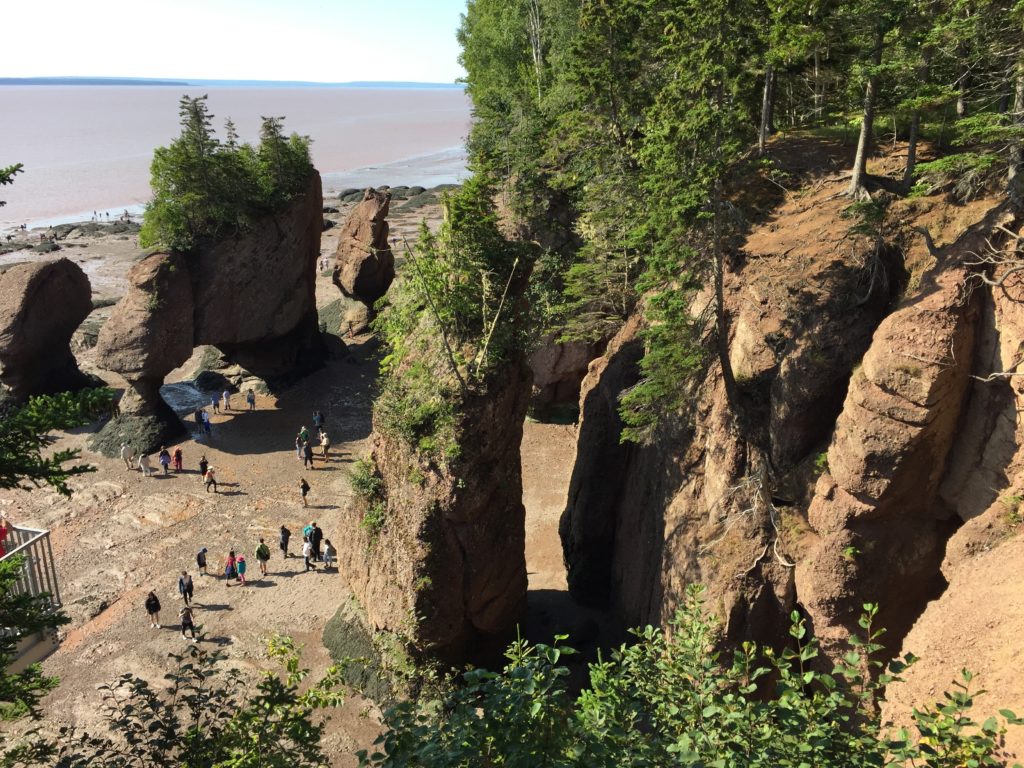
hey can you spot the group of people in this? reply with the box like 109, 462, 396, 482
295, 410, 332, 472
192, 388, 258, 441
144, 525, 338, 639
122, 443, 184, 476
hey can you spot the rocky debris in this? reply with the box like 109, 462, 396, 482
92, 173, 325, 454
339, 363, 532, 660
528, 334, 602, 411
332, 188, 395, 308
0, 258, 94, 399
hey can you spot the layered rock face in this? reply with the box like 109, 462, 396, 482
339, 364, 532, 660
93, 172, 324, 452
528, 334, 602, 411
332, 188, 395, 309
561, 169, 1010, 656
0, 259, 93, 400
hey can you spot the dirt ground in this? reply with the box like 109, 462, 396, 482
2, 199, 588, 764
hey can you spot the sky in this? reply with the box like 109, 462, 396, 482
3, 0, 468, 83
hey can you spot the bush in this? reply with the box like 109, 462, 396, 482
139, 96, 313, 252
361, 585, 1024, 767
351, 457, 384, 503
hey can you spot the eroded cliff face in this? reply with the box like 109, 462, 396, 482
338, 363, 532, 660
561, 143, 1022, 669
0, 258, 94, 401
93, 172, 324, 453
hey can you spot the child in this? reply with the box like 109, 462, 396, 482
179, 605, 197, 642
173, 446, 183, 472
236, 555, 247, 584
224, 551, 237, 586
323, 539, 337, 570
158, 447, 171, 475
145, 591, 162, 628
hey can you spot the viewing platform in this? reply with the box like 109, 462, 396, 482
2, 525, 62, 671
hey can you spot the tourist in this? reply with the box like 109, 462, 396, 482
299, 425, 310, 444
302, 536, 314, 572
120, 442, 134, 470
246, 389, 256, 411
138, 453, 153, 476
224, 551, 237, 585
295, 434, 303, 459
302, 441, 315, 470
178, 570, 194, 606
202, 410, 212, 437
211, 395, 220, 414
323, 538, 337, 570
173, 446, 183, 473
279, 525, 291, 558
198, 454, 209, 481
309, 522, 323, 562
194, 409, 203, 430
236, 554, 247, 585
179, 605, 197, 642
320, 431, 331, 462
312, 411, 323, 432
158, 446, 171, 475
196, 547, 208, 576
205, 465, 218, 493
0, 513, 9, 558
300, 477, 310, 507
255, 538, 271, 577
222, 390, 231, 411
144, 591, 162, 628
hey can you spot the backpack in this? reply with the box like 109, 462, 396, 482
256, 543, 270, 561
301, 480, 310, 494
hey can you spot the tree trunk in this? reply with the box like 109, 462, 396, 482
847, 26, 884, 199
813, 50, 824, 123
903, 53, 931, 190
1009, 58, 1024, 207
758, 65, 776, 156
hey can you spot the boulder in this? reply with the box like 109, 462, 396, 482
0, 258, 93, 399
332, 188, 395, 305
528, 334, 601, 411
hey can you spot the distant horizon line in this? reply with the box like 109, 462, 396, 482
0, 76, 465, 89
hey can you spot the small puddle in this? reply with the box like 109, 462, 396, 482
160, 381, 214, 416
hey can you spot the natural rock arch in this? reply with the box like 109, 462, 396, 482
92, 172, 326, 454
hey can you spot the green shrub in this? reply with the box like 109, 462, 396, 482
139, 96, 313, 252
361, 501, 387, 541
351, 458, 383, 503
361, 585, 1023, 767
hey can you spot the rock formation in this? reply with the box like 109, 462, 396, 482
528, 334, 602, 412
559, 161, 1014, 659
93, 172, 324, 453
338, 363, 532, 661
0, 258, 93, 400
332, 188, 395, 309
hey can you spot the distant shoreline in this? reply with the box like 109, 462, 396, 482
0, 77, 464, 89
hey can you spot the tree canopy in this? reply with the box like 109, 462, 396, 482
139, 96, 314, 252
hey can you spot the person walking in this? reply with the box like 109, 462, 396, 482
309, 522, 323, 562
138, 453, 153, 476
179, 604, 197, 642
255, 538, 271, 577
158, 447, 171, 475
302, 441, 315, 470
222, 390, 231, 411
299, 425, 310, 445
120, 443, 134, 470
312, 410, 323, 433
178, 571, 194, 605
196, 547, 209, 576
194, 408, 203, 434
300, 477, 310, 507
211, 395, 220, 414
145, 591, 162, 628
224, 551, 237, 585
302, 536, 314, 572
320, 431, 331, 462
323, 539, 337, 570
202, 410, 212, 437
173, 446, 183, 473
279, 525, 291, 558
236, 555, 247, 585
246, 389, 256, 411
198, 455, 208, 481
295, 434, 303, 460
205, 465, 218, 493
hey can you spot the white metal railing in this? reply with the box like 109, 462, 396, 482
1, 525, 62, 622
